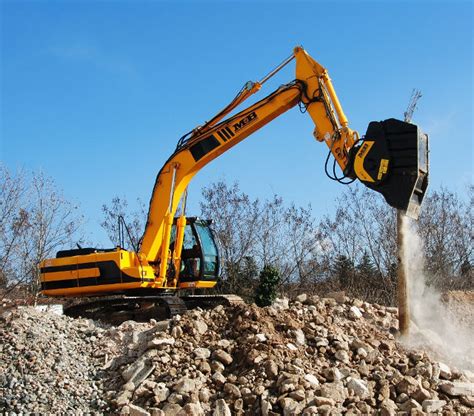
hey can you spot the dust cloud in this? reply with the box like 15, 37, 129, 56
400, 215, 474, 370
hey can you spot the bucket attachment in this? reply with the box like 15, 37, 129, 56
349, 118, 429, 219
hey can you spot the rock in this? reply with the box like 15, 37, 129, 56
265, 360, 279, 379
213, 349, 233, 365
460, 395, 474, 407
0, 291, 469, 416
413, 386, 431, 402
167, 392, 184, 405
173, 377, 196, 394
346, 377, 370, 399
234, 398, 244, 411
199, 360, 211, 373
396, 376, 419, 396
122, 358, 144, 382
399, 398, 422, 411
304, 374, 319, 387
279, 397, 302, 416
255, 333, 267, 342
289, 389, 306, 401
438, 362, 452, 379
123, 358, 155, 389
323, 367, 342, 382
439, 381, 474, 396
379, 399, 397, 416
212, 372, 227, 386
349, 306, 363, 319
223, 383, 241, 398
213, 399, 231, 416
117, 390, 132, 407
162, 403, 183, 415
211, 360, 225, 373
177, 403, 204, 416
171, 325, 183, 338
396, 393, 410, 403
193, 348, 211, 359
310, 396, 336, 407
193, 320, 208, 335
314, 337, 329, 347
261, 399, 272, 416
335, 349, 349, 363
273, 298, 289, 310
325, 291, 347, 303
320, 381, 346, 402
147, 337, 175, 349
217, 339, 231, 349
422, 399, 446, 412
129, 404, 151, 416
293, 329, 306, 345
123, 382, 135, 392
153, 383, 170, 403
296, 293, 308, 303
199, 388, 210, 403
286, 343, 298, 351
302, 406, 318, 415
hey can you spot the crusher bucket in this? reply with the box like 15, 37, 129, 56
350, 118, 429, 219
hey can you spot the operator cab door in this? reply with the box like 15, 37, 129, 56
171, 217, 219, 283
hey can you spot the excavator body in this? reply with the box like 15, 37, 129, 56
39, 218, 220, 297
38, 46, 429, 319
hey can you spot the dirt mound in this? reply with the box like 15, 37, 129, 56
1, 294, 473, 415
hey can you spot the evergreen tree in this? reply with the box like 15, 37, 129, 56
254, 265, 280, 307
357, 251, 376, 280
332, 255, 355, 288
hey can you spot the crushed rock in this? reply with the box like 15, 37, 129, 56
1, 294, 474, 414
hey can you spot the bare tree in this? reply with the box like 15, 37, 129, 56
200, 181, 262, 296
318, 184, 473, 303
0, 166, 84, 296
417, 186, 473, 289
100, 196, 147, 250
200, 181, 321, 297
0, 166, 28, 287
15, 172, 84, 296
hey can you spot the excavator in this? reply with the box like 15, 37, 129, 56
39, 46, 429, 319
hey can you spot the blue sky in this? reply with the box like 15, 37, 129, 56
1, 0, 472, 246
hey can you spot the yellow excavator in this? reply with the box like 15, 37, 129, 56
39, 46, 429, 318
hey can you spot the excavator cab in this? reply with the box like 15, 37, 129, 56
349, 118, 429, 219
170, 217, 220, 287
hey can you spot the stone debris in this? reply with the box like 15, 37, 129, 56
1, 294, 474, 414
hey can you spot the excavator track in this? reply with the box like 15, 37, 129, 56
64, 295, 187, 324
181, 294, 244, 310
63, 294, 243, 324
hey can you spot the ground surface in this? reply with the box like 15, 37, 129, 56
1, 292, 473, 415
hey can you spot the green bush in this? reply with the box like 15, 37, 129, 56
254, 265, 280, 307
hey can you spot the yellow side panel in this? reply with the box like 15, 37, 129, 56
178, 281, 217, 289
43, 268, 100, 282
42, 282, 146, 297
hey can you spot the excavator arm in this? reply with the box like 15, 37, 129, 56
140, 47, 429, 285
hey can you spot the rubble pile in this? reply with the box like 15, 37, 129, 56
1, 293, 474, 415
0, 307, 113, 414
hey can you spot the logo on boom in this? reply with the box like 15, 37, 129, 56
233, 111, 258, 133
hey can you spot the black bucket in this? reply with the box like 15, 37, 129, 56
354, 118, 429, 219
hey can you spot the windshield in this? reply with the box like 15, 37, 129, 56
194, 223, 218, 256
